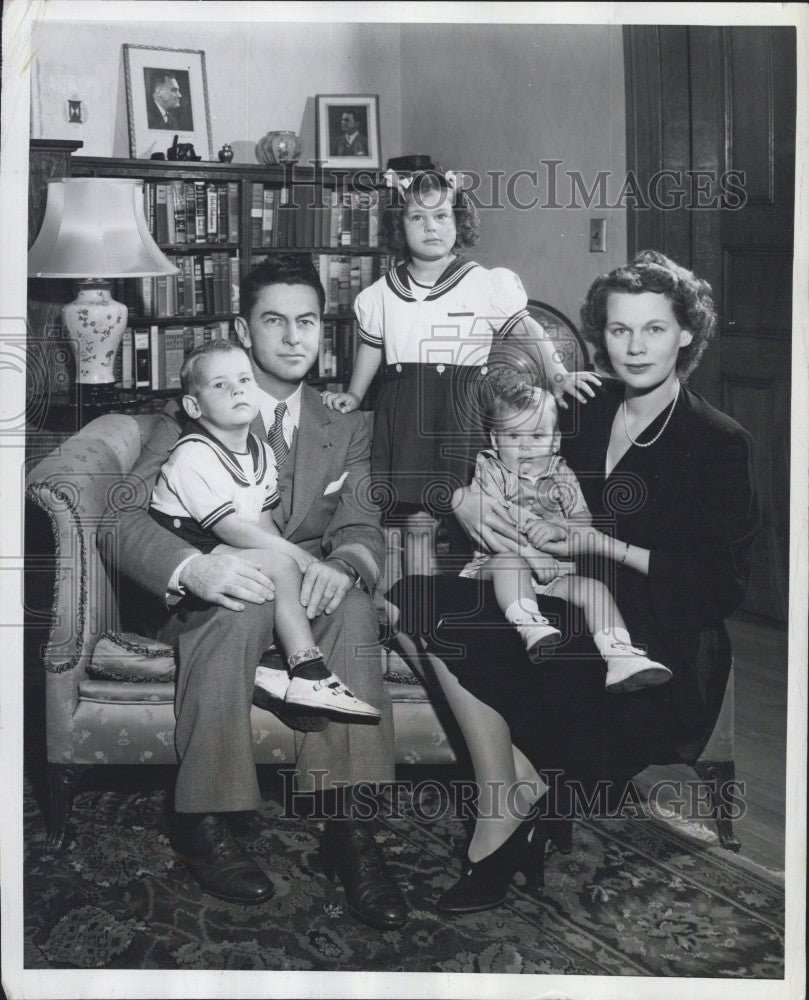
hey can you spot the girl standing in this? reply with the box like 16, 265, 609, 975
322, 169, 598, 577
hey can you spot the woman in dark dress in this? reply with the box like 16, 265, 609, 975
391, 251, 760, 913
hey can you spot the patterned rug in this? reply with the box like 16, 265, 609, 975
22, 774, 784, 977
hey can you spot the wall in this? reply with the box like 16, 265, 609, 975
30, 17, 625, 331
400, 24, 627, 328
31, 19, 402, 165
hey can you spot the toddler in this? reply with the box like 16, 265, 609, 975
149, 339, 380, 719
460, 374, 673, 693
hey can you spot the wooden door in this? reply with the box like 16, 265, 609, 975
625, 26, 795, 621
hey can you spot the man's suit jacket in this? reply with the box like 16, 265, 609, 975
147, 100, 178, 130
332, 132, 368, 157
103, 384, 385, 616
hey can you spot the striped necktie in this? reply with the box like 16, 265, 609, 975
268, 402, 289, 466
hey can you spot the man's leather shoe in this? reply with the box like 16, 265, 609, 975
321, 819, 408, 929
170, 813, 274, 906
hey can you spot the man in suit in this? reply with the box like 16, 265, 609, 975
101, 255, 407, 929
147, 70, 183, 129
331, 111, 368, 157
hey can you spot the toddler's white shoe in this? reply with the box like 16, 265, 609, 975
285, 673, 381, 720
254, 664, 290, 701
514, 616, 562, 664
604, 643, 673, 693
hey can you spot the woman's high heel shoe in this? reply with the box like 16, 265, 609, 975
437, 816, 543, 914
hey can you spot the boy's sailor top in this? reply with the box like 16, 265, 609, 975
354, 259, 529, 366
149, 419, 279, 549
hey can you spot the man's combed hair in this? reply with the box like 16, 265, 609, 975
380, 170, 481, 262
180, 339, 249, 396
579, 250, 717, 379
239, 253, 326, 321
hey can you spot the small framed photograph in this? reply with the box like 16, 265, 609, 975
123, 44, 213, 159
315, 94, 381, 169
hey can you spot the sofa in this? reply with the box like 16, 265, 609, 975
25, 408, 740, 851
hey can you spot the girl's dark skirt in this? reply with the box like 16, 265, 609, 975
371, 363, 489, 515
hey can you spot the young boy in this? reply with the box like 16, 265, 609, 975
460, 374, 673, 693
149, 339, 380, 719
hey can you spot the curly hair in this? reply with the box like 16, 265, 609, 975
579, 250, 717, 379
380, 170, 481, 262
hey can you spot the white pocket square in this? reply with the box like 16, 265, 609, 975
324, 472, 349, 495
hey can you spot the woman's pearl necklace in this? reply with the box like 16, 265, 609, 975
622, 381, 681, 448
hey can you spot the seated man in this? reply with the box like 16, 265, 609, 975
101, 254, 407, 930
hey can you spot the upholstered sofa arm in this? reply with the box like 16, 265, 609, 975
25, 414, 161, 678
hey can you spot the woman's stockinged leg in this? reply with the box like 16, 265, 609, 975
425, 652, 546, 862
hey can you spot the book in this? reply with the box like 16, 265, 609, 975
149, 325, 162, 389
227, 182, 240, 243
163, 326, 186, 390
262, 187, 274, 247
202, 255, 215, 314
251, 183, 263, 247
133, 327, 151, 388
193, 181, 207, 243
192, 256, 205, 315
229, 255, 240, 314
154, 184, 169, 244
120, 327, 134, 389
206, 184, 218, 242
171, 181, 187, 243
217, 183, 229, 242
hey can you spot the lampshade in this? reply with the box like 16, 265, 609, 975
28, 177, 178, 278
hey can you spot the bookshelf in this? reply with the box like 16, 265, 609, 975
27, 142, 390, 430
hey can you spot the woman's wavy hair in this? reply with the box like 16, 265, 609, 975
380, 170, 481, 262
579, 250, 717, 379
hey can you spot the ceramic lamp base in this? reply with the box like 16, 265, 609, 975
62, 280, 127, 388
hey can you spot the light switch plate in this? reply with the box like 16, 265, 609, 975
589, 218, 607, 252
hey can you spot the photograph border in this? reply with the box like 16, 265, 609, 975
123, 43, 213, 160
315, 93, 381, 170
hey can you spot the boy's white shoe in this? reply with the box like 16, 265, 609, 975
514, 616, 562, 664
254, 664, 290, 701
285, 673, 381, 720
604, 642, 673, 693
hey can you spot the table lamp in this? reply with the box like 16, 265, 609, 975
28, 177, 179, 403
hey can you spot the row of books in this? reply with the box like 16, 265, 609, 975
115, 322, 233, 391
317, 254, 388, 314
113, 252, 240, 319
250, 185, 382, 249
113, 319, 356, 390
143, 180, 240, 245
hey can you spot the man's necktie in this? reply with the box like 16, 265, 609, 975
268, 402, 289, 466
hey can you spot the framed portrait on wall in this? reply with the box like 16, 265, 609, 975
315, 94, 381, 169
123, 44, 212, 159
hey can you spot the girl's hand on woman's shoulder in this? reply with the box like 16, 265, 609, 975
552, 370, 602, 409
321, 390, 361, 413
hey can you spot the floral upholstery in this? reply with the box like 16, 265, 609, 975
25, 413, 458, 772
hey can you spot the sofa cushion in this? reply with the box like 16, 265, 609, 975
86, 632, 177, 683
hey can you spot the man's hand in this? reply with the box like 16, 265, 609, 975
451, 486, 521, 553
299, 560, 354, 618
179, 553, 275, 612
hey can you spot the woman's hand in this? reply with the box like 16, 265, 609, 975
451, 485, 521, 552
540, 522, 607, 559
523, 516, 566, 549
551, 370, 602, 410
321, 390, 361, 413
